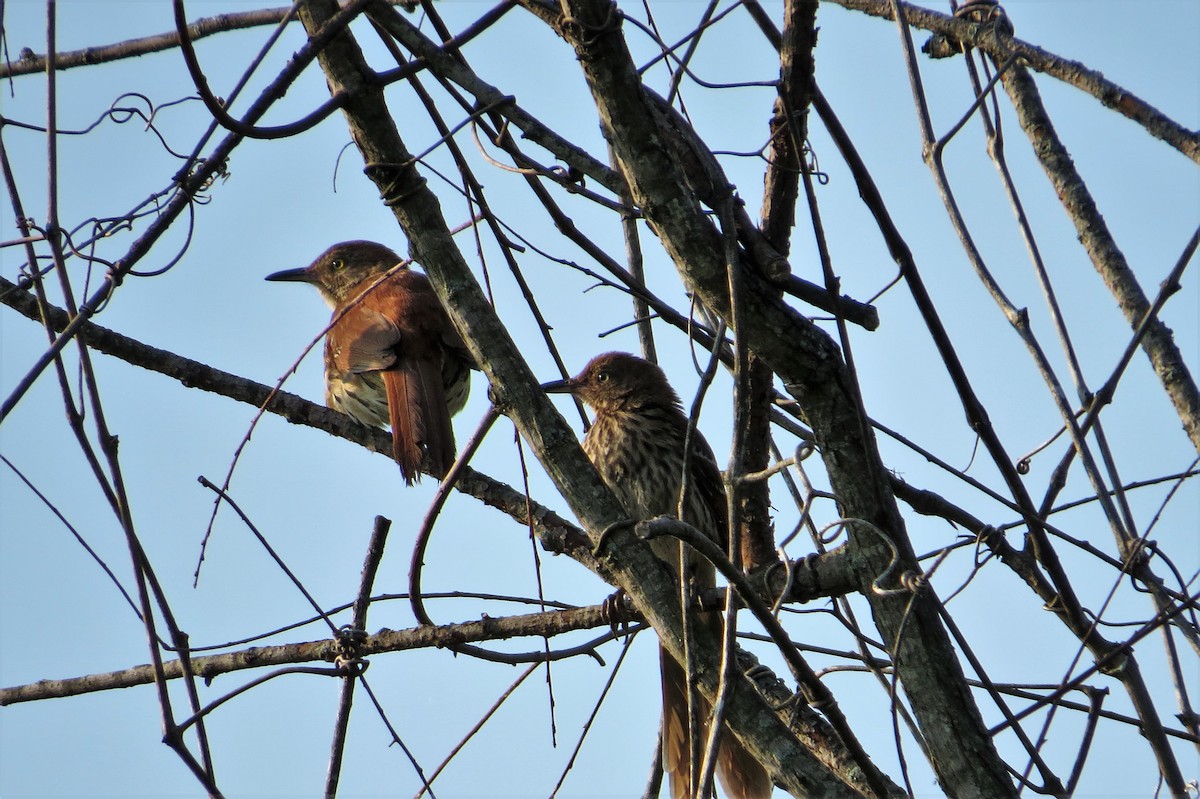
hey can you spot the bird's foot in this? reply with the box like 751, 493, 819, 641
599, 588, 634, 638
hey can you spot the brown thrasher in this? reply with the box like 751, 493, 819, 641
545, 352, 771, 799
266, 240, 473, 484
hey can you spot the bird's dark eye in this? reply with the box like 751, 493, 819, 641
595, 371, 609, 383
331, 258, 345, 270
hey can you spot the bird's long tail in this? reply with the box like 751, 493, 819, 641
660, 628, 772, 799
381, 358, 456, 484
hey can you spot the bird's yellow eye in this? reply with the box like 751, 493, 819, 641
331, 258, 345, 270
596, 371, 609, 383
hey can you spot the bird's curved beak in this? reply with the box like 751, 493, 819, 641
541, 378, 575, 395
264, 267, 315, 284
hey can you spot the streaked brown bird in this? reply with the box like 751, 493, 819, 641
266, 240, 473, 484
545, 352, 771, 799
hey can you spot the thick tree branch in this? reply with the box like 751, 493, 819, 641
553, 0, 1015, 794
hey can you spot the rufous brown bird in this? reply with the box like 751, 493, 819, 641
266, 240, 473, 484
544, 352, 771, 799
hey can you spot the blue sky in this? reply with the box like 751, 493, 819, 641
1, 1, 1197, 796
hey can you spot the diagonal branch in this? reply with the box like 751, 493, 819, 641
0, 273, 598, 575
551, 0, 1016, 794
997, 62, 1200, 454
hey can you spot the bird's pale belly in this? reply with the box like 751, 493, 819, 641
326, 370, 390, 428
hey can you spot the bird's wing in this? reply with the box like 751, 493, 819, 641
334, 307, 401, 374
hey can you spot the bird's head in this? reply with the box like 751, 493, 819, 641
543, 352, 681, 413
266, 240, 404, 306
